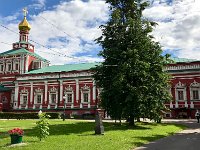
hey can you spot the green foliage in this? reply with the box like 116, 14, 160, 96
93, 0, 171, 125
0, 112, 60, 119
36, 113, 50, 141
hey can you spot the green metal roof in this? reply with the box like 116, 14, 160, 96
0, 85, 11, 92
170, 57, 199, 63
0, 48, 48, 62
26, 62, 101, 74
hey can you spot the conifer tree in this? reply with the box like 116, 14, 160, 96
93, 0, 171, 125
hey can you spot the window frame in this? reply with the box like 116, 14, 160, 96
64, 86, 74, 104
190, 81, 200, 101
81, 85, 90, 104
175, 81, 186, 101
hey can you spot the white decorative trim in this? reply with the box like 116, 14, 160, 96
190, 81, 200, 101
81, 84, 91, 104
88, 103, 91, 108
60, 80, 63, 103
76, 79, 79, 102
49, 87, 58, 104
71, 104, 74, 108
50, 86, 58, 92
14, 82, 19, 109
175, 81, 187, 101
92, 80, 96, 102
64, 85, 74, 104
80, 103, 83, 108
44, 81, 48, 103
175, 102, 178, 108
25, 55, 29, 72
166, 64, 200, 71
175, 81, 186, 88
170, 102, 173, 108
20, 88, 28, 93
184, 102, 188, 108
190, 80, 200, 87
191, 102, 194, 108
30, 82, 33, 103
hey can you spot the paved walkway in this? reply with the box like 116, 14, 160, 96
134, 119, 200, 150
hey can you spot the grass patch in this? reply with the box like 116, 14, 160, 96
0, 119, 186, 150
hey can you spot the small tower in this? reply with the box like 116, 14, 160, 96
12, 8, 35, 52
18, 8, 31, 42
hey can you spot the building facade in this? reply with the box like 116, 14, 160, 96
1, 13, 200, 118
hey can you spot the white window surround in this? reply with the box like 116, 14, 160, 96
6, 62, 12, 72
81, 85, 90, 104
190, 80, 200, 101
20, 88, 29, 105
175, 81, 187, 101
64, 86, 74, 103
34, 88, 43, 104
32, 60, 41, 69
0, 63, 4, 72
13, 59, 19, 71
49, 87, 58, 104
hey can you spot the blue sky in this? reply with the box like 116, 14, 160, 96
0, 0, 200, 65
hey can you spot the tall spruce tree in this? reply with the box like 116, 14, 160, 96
93, 0, 171, 125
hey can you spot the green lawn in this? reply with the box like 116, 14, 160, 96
0, 119, 185, 150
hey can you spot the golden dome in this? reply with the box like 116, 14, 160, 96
18, 17, 31, 31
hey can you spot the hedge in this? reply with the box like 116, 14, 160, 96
0, 112, 61, 119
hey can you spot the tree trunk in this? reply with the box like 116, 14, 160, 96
137, 117, 140, 122
129, 114, 135, 126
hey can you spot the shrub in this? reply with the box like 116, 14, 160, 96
0, 112, 60, 119
36, 112, 50, 141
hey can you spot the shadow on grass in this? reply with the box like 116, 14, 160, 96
0, 121, 152, 139
131, 134, 167, 148
0, 121, 186, 140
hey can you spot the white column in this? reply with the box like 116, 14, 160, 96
30, 82, 33, 104
60, 80, 63, 103
88, 103, 91, 108
25, 55, 29, 72
71, 103, 74, 108
170, 102, 173, 108
191, 101, 194, 108
92, 80, 96, 102
21, 55, 25, 74
14, 82, 19, 109
44, 81, 48, 103
185, 101, 188, 108
76, 79, 79, 102
175, 101, 178, 108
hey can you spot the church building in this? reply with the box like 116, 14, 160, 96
0, 11, 200, 119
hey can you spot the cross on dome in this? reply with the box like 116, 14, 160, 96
23, 8, 28, 17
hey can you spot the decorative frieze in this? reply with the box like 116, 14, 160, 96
166, 64, 200, 71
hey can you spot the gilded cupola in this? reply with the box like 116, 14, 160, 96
18, 8, 31, 31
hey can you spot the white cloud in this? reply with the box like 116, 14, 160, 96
29, 0, 46, 9
0, 0, 109, 65
2, 0, 200, 64
144, 0, 200, 59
